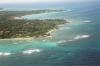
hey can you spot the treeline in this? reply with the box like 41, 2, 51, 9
0, 9, 64, 17
0, 12, 67, 39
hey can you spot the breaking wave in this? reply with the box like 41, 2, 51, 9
73, 35, 90, 40
0, 52, 12, 56
57, 35, 90, 44
23, 49, 41, 54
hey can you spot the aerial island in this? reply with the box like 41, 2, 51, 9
0, 9, 67, 39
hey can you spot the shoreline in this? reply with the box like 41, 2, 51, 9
14, 11, 66, 20
0, 29, 56, 41
0, 19, 68, 41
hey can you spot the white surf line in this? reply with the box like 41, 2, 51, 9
0, 52, 12, 56
23, 49, 41, 54
57, 35, 90, 44
21, 11, 63, 19
69, 35, 90, 42
73, 35, 90, 40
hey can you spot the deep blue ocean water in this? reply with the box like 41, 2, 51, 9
0, 1, 100, 66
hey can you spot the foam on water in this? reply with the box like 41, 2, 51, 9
67, 35, 90, 42
0, 52, 12, 56
23, 49, 41, 54
57, 35, 90, 44
73, 35, 90, 40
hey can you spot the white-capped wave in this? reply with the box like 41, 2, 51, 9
0, 52, 12, 56
23, 49, 41, 54
57, 35, 90, 44
73, 35, 90, 40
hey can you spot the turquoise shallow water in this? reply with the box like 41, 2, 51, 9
0, 2, 100, 66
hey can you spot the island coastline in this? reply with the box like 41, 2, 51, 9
0, 9, 68, 40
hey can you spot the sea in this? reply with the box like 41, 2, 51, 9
0, 1, 100, 66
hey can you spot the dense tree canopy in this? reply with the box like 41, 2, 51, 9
0, 10, 67, 39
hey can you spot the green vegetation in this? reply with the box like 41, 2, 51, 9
0, 9, 64, 17
0, 10, 67, 39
